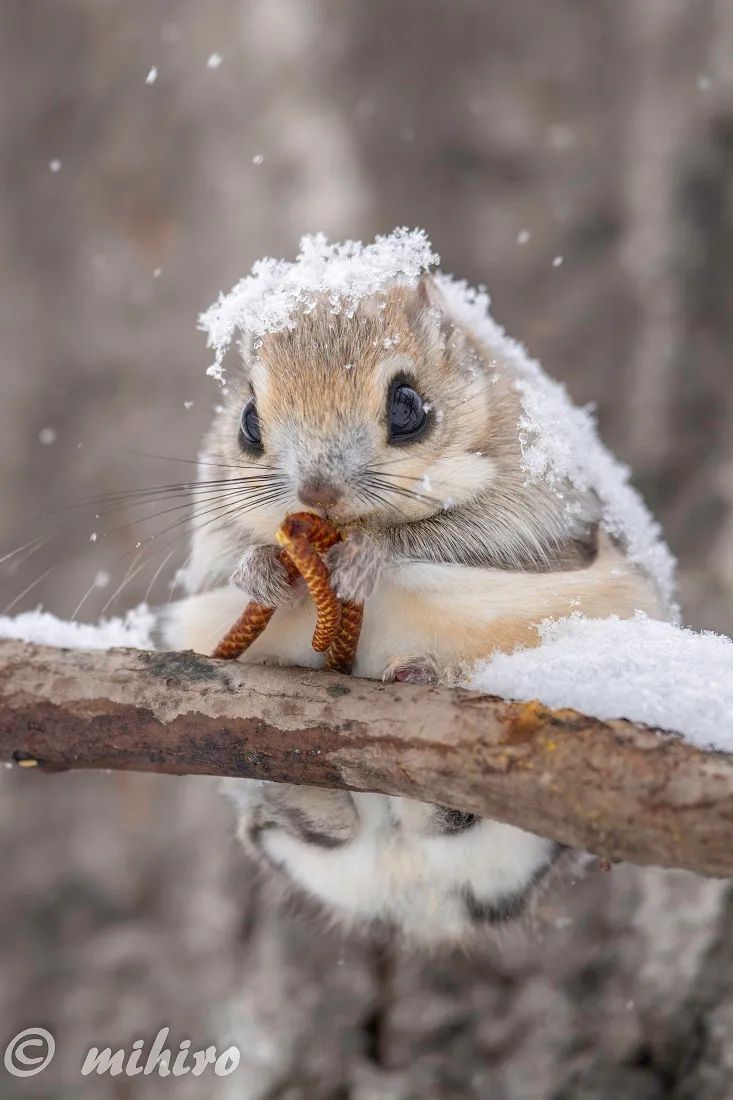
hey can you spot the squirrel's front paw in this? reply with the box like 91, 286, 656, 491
230, 545, 299, 607
326, 528, 385, 603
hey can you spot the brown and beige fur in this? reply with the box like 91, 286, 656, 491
164, 275, 664, 945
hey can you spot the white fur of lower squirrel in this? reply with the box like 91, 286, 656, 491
163, 275, 666, 946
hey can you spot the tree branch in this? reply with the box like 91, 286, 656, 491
0, 638, 731, 878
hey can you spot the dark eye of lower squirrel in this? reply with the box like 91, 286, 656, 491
239, 398, 263, 452
388, 383, 428, 444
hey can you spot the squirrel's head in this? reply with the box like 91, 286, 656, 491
201, 275, 522, 550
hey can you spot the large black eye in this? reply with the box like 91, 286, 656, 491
239, 398, 262, 452
388, 382, 428, 444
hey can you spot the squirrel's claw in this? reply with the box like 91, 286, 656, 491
382, 654, 440, 685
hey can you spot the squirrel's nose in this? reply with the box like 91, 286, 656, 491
297, 477, 343, 509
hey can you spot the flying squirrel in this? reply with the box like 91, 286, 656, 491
163, 273, 666, 945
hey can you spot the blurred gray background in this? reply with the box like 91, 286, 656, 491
1, 2, 732, 1098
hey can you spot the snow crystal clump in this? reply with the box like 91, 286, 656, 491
0, 605, 155, 650
471, 612, 733, 753
199, 228, 675, 609
198, 227, 439, 381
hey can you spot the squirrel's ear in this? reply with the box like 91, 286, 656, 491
413, 271, 446, 313
409, 273, 465, 357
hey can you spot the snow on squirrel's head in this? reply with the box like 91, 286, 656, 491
197, 228, 676, 611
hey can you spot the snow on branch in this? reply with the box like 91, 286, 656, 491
1, 638, 732, 879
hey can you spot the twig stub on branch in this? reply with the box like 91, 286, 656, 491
0, 638, 731, 878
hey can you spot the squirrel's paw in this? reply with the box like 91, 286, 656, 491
326, 528, 385, 603
230, 545, 301, 607
382, 654, 440, 685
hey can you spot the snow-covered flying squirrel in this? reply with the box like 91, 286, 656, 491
162, 271, 666, 946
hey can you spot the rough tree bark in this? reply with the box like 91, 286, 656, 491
1, 638, 731, 879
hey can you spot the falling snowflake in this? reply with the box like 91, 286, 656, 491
145, 66, 158, 85
207, 52, 223, 69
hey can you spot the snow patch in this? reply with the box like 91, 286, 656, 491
471, 613, 733, 753
0, 606, 155, 651
198, 227, 439, 381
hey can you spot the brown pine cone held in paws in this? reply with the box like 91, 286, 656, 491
326, 600, 364, 674
276, 513, 342, 652
210, 600, 275, 660
212, 511, 364, 671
